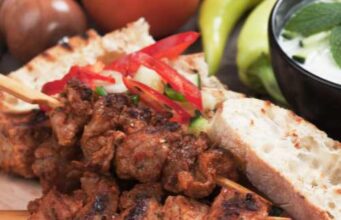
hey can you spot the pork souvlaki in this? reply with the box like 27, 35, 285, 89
26, 79, 274, 219
0, 19, 281, 219
0, 19, 340, 220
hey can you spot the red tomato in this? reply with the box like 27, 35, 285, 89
82, 0, 199, 37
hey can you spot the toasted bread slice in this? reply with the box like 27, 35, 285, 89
0, 18, 240, 114
209, 98, 341, 220
0, 18, 154, 113
0, 18, 239, 177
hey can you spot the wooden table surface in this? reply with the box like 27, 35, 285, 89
0, 17, 254, 210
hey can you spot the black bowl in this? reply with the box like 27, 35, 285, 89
269, 0, 341, 140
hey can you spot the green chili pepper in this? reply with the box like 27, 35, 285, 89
164, 84, 185, 102
237, 0, 286, 104
130, 95, 140, 105
95, 86, 107, 96
199, 0, 263, 75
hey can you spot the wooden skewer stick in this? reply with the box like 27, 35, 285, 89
0, 210, 29, 220
216, 176, 271, 205
216, 176, 292, 220
0, 74, 62, 109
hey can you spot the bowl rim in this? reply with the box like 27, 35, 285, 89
269, 0, 341, 90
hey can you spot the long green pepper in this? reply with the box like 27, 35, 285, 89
199, 0, 263, 75
237, 0, 286, 104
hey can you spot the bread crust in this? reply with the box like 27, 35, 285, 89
0, 19, 154, 113
209, 100, 335, 220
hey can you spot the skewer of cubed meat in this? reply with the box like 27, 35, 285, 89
26, 171, 290, 220
0, 79, 290, 219
33, 79, 239, 199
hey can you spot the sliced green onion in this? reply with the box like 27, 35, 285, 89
131, 95, 140, 105
95, 86, 107, 96
281, 30, 296, 40
197, 75, 202, 89
189, 110, 208, 135
164, 84, 185, 102
292, 55, 306, 64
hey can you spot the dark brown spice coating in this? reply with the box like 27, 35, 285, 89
162, 133, 213, 198
119, 183, 164, 211
49, 79, 93, 147
32, 137, 83, 193
205, 188, 269, 220
162, 195, 209, 220
28, 172, 120, 220
115, 198, 163, 220
115, 126, 175, 183
75, 172, 120, 220
45, 80, 239, 198
0, 110, 51, 178
28, 189, 84, 220
25, 80, 257, 219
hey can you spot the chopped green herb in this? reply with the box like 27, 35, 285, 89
281, 31, 296, 40
300, 31, 330, 48
292, 55, 306, 64
131, 95, 140, 105
190, 110, 202, 123
164, 84, 185, 102
197, 75, 202, 89
330, 25, 341, 68
285, 3, 341, 37
189, 110, 208, 135
95, 86, 107, 96
299, 40, 304, 48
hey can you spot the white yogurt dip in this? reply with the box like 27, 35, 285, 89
278, 0, 341, 85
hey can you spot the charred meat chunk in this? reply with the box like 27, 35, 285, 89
162, 133, 213, 198
178, 148, 239, 199
198, 148, 239, 181
115, 198, 163, 220
163, 196, 209, 220
75, 172, 120, 220
0, 110, 50, 178
118, 106, 152, 134
49, 79, 94, 147
32, 137, 82, 193
206, 188, 269, 220
119, 183, 164, 211
28, 189, 84, 220
81, 95, 128, 173
115, 127, 173, 183
28, 172, 120, 220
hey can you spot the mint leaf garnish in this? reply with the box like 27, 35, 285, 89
330, 26, 341, 68
285, 3, 341, 37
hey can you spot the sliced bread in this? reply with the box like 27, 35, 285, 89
208, 97, 341, 220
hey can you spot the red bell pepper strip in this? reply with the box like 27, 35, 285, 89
124, 53, 203, 111
140, 31, 200, 59
105, 32, 199, 72
42, 66, 115, 96
123, 77, 191, 123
